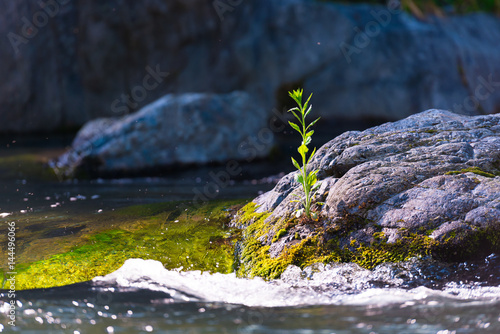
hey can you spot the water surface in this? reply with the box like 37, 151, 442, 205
0, 137, 499, 333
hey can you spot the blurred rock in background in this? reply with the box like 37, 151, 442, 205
1, 0, 500, 134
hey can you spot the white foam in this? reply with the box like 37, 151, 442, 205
93, 259, 500, 307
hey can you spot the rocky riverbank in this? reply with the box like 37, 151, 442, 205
231, 110, 500, 279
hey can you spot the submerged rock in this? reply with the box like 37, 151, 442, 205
231, 110, 500, 279
54, 91, 271, 177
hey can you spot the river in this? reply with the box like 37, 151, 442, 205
0, 134, 499, 333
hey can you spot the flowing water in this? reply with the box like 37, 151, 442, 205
0, 137, 499, 333
1, 256, 499, 333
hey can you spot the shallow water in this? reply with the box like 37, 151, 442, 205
0, 141, 499, 333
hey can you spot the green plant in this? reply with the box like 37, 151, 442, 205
287, 88, 322, 219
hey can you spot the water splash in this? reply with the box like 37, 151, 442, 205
92, 256, 500, 308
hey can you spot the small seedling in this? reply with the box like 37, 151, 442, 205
287, 88, 323, 220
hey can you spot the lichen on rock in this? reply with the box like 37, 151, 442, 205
231, 110, 500, 279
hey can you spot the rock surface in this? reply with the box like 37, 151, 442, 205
2, 1, 500, 133
54, 91, 271, 177
232, 110, 500, 278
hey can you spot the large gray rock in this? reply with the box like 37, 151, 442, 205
54, 91, 271, 177
2, 0, 500, 133
234, 110, 500, 272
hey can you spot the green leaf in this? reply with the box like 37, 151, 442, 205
304, 105, 313, 117
289, 110, 302, 124
302, 93, 312, 112
289, 89, 303, 105
304, 136, 312, 146
308, 173, 317, 186
298, 144, 309, 157
288, 121, 301, 133
307, 147, 317, 164
295, 174, 304, 184
306, 130, 314, 137
291, 157, 301, 170
306, 117, 321, 130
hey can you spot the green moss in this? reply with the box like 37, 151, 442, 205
9, 199, 246, 290
237, 225, 438, 279
234, 203, 330, 279
235, 202, 272, 238
234, 203, 441, 279
237, 234, 336, 280
272, 229, 288, 243
445, 166, 499, 178
346, 233, 436, 269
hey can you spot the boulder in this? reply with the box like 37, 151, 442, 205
231, 110, 500, 279
2, 1, 500, 133
53, 91, 271, 177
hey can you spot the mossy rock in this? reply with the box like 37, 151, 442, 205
231, 203, 492, 279
233, 203, 339, 279
2, 199, 247, 290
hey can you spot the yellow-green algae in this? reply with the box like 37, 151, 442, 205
234, 202, 444, 280
4, 199, 246, 290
